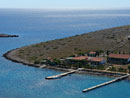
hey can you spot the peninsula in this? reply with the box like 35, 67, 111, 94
3, 25, 130, 76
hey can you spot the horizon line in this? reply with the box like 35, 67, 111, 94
0, 7, 130, 11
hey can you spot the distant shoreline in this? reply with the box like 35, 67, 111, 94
0, 34, 19, 38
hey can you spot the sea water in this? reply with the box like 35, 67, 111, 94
0, 9, 130, 98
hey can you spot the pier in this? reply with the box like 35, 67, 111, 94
39, 65, 46, 68
45, 70, 78, 79
82, 74, 130, 92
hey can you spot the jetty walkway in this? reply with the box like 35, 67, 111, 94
82, 74, 130, 92
45, 69, 78, 80
45, 67, 129, 92
39, 65, 46, 68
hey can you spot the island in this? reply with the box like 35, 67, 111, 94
0, 33, 19, 37
3, 25, 130, 77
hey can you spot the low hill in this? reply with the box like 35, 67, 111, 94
4, 25, 130, 64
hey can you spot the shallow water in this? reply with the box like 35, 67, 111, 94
0, 9, 130, 98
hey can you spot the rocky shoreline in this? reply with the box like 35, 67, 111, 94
0, 34, 19, 38
3, 48, 37, 67
3, 48, 130, 79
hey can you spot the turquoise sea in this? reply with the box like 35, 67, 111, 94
0, 9, 130, 98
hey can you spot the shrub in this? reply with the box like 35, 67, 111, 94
74, 48, 78, 50
53, 59, 61, 65
78, 52, 85, 56
39, 54, 44, 56
34, 60, 40, 64
46, 47, 50, 50
19, 49, 24, 54
53, 47, 58, 49
43, 45, 46, 48
69, 55, 75, 57
108, 66, 116, 71
128, 65, 130, 73
30, 56, 37, 60
118, 68, 127, 73
96, 65, 105, 70
61, 43, 66, 45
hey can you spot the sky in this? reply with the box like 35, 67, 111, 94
0, 0, 130, 9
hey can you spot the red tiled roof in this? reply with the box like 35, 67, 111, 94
89, 52, 96, 54
109, 54, 130, 59
90, 57, 104, 62
72, 56, 88, 60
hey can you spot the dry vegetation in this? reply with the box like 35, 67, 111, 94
16, 25, 130, 63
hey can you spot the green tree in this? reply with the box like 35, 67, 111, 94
109, 66, 116, 71
106, 50, 110, 56
78, 52, 85, 56
95, 51, 100, 56
96, 65, 105, 70
118, 67, 127, 73
34, 60, 40, 64
69, 55, 75, 57
128, 65, 130, 73
53, 59, 61, 65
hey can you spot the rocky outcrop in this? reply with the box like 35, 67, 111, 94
0, 34, 19, 37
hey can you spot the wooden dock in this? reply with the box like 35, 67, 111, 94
82, 74, 130, 92
45, 70, 78, 80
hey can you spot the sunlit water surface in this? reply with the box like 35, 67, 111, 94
0, 9, 130, 98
